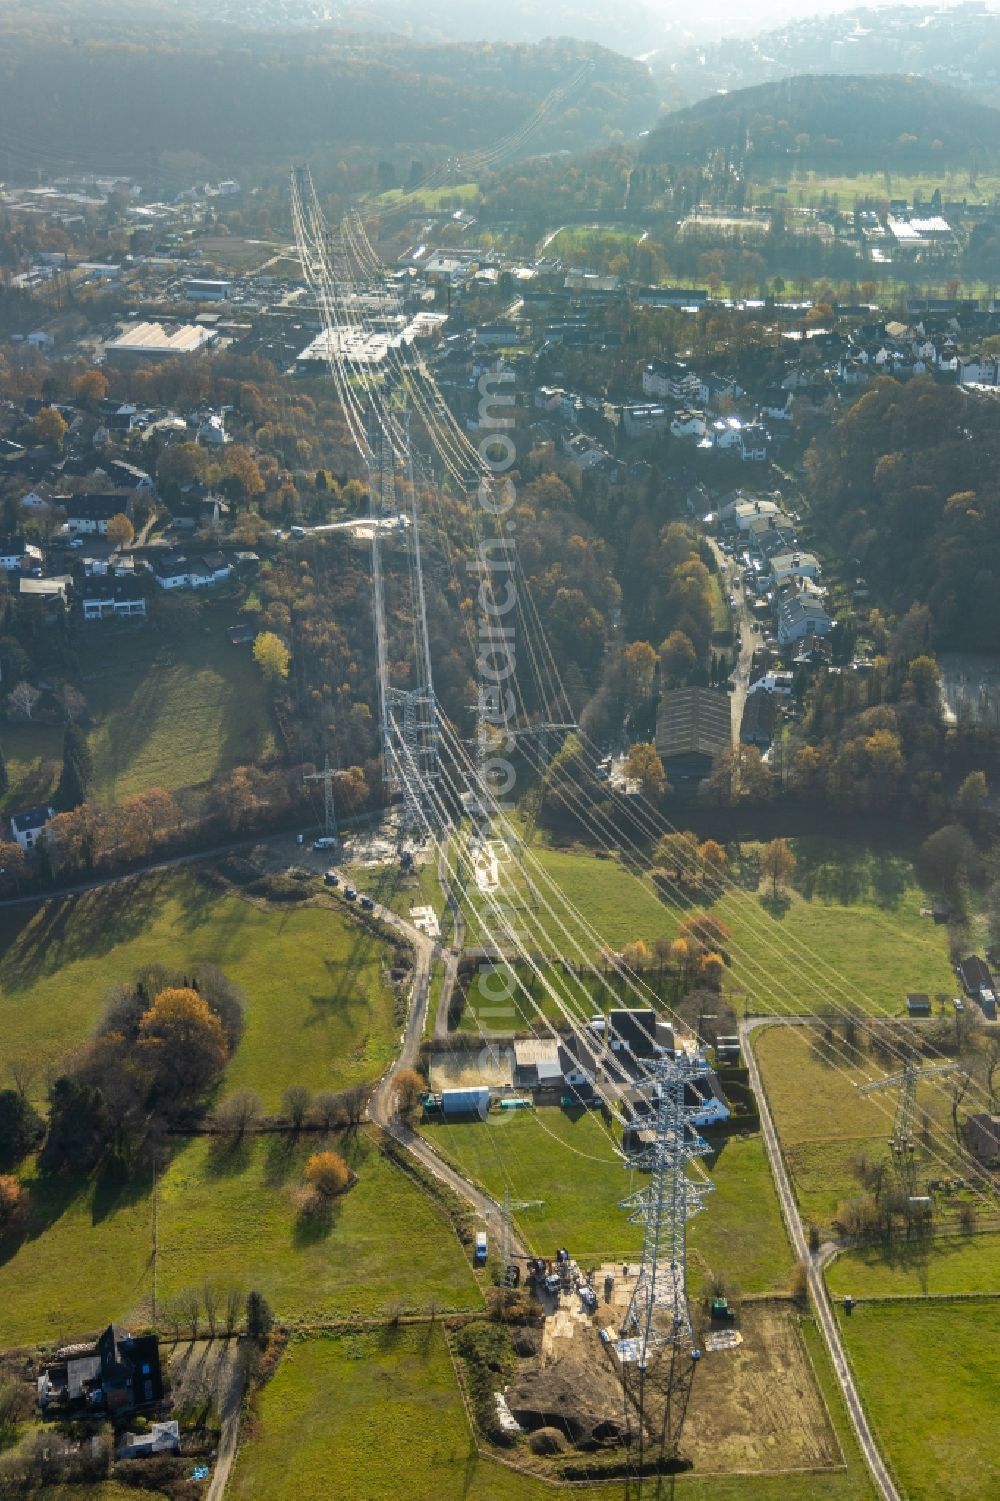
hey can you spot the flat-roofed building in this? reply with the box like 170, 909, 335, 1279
104, 321, 216, 367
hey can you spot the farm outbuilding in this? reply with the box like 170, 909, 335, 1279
440, 1086, 491, 1119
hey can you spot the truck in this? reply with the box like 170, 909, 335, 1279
473, 1231, 488, 1265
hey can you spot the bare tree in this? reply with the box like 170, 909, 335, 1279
342, 1083, 368, 1128
312, 1091, 344, 1132
8, 682, 41, 721
214, 1089, 264, 1140
181, 1287, 201, 1340
203, 1282, 219, 1339
951, 1069, 972, 1142
224, 1288, 245, 1338
283, 1085, 312, 1132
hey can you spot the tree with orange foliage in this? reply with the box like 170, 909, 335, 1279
32, 406, 67, 450
392, 1067, 425, 1120
74, 370, 109, 405
138, 988, 229, 1100
305, 1150, 350, 1198
0, 1174, 27, 1234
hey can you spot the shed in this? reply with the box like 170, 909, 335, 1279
906, 993, 931, 1017
440, 1086, 490, 1119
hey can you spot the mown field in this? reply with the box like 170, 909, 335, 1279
0, 870, 398, 1110
754, 1023, 967, 1233
0, 600, 274, 811
0, 1130, 480, 1347
827, 1233, 1000, 1299
420, 1109, 792, 1295
840, 1300, 1000, 1501
230, 1323, 873, 1501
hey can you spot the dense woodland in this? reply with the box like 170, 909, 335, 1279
0, 31, 656, 181
806, 377, 1000, 650
641, 75, 1000, 173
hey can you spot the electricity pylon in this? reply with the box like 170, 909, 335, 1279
619, 1052, 714, 1477
303, 755, 337, 840
859, 1059, 959, 1196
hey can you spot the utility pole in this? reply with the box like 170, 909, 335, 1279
303, 754, 337, 840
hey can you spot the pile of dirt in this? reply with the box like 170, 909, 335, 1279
506, 1369, 626, 1449
530, 1427, 568, 1456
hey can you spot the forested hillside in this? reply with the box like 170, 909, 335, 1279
0, 29, 656, 179
805, 377, 1000, 649
641, 74, 1000, 172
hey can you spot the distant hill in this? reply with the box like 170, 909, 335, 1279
657, 5, 1000, 110
641, 74, 1000, 171
0, 28, 657, 180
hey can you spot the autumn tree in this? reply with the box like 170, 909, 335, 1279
626, 742, 666, 801
0, 1175, 27, 1235
304, 1149, 350, 1198
660, 629, 697, 683
223, 445, 265, 501
621, 640, 657, 710
253, 631, 290, 681
31, 406, 67, 450
760, 838, 797, 898
138, 988, 229, 1102
679, 912, 731, 959
73, 370, 109, 405
392, 1067, 424, 1120
106, 513, 134, 549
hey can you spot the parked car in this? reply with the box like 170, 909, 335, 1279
359, 894, 374, 911
579, 1285, 598, 1312
314, 836, 337, 850
324, 870, 340, 887
343, 886, 357, 901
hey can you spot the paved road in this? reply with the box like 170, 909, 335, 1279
742, 1018, 902, 1501
708, 536, 754, 745
367, 894, 526, 1258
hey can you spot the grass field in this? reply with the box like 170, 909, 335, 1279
840, 1300, 1000, 1501
376, 182, 480, 208
754, 1024, 969, 1232
1, 602, 275, 810
0, 870, 398, 1110
528, 836, 954, 1017
827, 1233, 1000, 1299
0, 1130, 480, 1346
231, 1322, 871, 1501
755, 169, 1000, 209
420, 1110, 791, 1294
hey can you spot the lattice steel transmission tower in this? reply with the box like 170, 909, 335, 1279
303, 754, 337, 840
619, 1052, 714, 1475
858, 1059, 959, 1197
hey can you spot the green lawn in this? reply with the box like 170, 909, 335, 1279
754, 1024, 966, 1231
840, 1300, 1000, 1501
524, 837, 954, 1018
0, 870, 398, 1110
420, 1109, 790, 1293
231, 1323, 871, 1501
0, 1131, 480, 1346
827, 1234, 1000, 1299
1, 600, 274, 809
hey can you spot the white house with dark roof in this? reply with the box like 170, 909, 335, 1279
9, 804, 54, 851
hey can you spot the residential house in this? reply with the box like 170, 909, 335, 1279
760, 386, 794, 421
643, 358, 701, 402
9, 804, 54, 852
60, 493, 128, 535
19, 483, 56, 514
723, 497, 782, 532
956, 955, 995, 998
777, 596, 833, 647
699, 372, 744, 406
119, 1421, 180, 1461
558, 1031, 600, 1092
39, 1325, 164, 1415
655, 687, 732, 782
621, 403, 669, 439
670, 408, 707, 440
769, 550, 821, 585
81, 579, 148, 622
607, 1008, 659, 1059
20, 575, 71, 607
150, 551, 190, 589
0, 536, 42, 571
740, 689, 778, 752
738, 423, 769, 462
